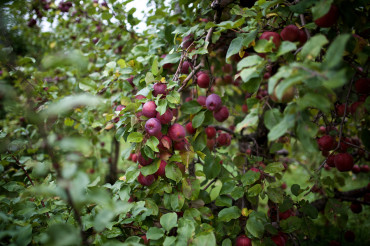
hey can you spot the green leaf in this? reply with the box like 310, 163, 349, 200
266, 187, 284, 203
264, 109, 283, 130
145, 72, 155, 84
203, 154, 221, 179
159, 53, 181, 66
222, 238, 232, 246
291, 184, 302, 196
140, 160, 160, 176
254, 39, 274, 53
181, 100, 203, 114
193, 132, 207, 152
182, 177, 200, 200
165, 163, 182, 182
300, 204, 319, 219
146, 136, 159, 152
237, 55, 263, 71
280, 216, 302, 233
160, 212, 178, 232
240, 67, 261, 83
268, 113, 295, 141
299, 34, 328, 61
241, 170, 261, 186
218, 206, 241, 222
226, 36, 244, 60
323, 34, 351, 69
236, 108, 259, 132
146, 227, 165, 240
248, 184, 262, 197
127, 132, 143, 143
264, 162, 284, 173
192, 111, 205, 128
163, 236, 177, 246
246, 212, 265, 238
311, 0, 333, 20
276, 41, 297, 57
192, 232, 217, 246
151, 56, 159, 75
297, 93, 331, 113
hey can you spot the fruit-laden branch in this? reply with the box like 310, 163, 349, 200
310, 185, 370, 212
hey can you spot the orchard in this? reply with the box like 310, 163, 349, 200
0, 0, 370, 245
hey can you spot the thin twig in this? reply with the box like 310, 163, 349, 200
203, 178, 218, 191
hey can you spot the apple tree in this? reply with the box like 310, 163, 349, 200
0, 0, 369, 245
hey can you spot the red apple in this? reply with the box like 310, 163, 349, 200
314, 5, 339, 28
186, 122, 196, 134
153, 83, 167, 97
205, 127, 216, 139
181, 61, 192, 74
206, 94, 222, 111
344, 230, 355, 242
350, 202, 362, 213
355, 78, 370, 94
197, 72, 210, 88
145, 118, 162, 136
260, 31, 281, 50
156, 109, 173, 124
217, 133, 231, 146
138, 153, 153, 166
361, 165, 369, 173
142, 101, 157, 118
155, 160, 167, 177
197, 96, 207, 106
235, 235, 252, 246
168, 123, 186, 142
137, 173, 156, 186
280, 24, 300, 42
213, 106, 229, 122
334, 153, 354, 172
317, 135, 335, 151
271, 235, 286, 246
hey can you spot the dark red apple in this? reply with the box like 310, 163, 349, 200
344, 230, 355, 242
156, 160, 167, 177
197, 96, 207, 106
153, 83, 167, 97
271, 235, 286, 246
161, 54, 173, 70
207, 138, 215, 150
137, 173, 156, 186
197, 72, 210, 88
355, 78, 370, 94
186, 122, 196, 134
350, 101, 363, 115
182, 34, 194, 50
158, 135, 172, 151
298, 29, 307, 45
334, 153, 354, 172
156, 109, 173, 124
317, 135, 335, 151
115, 105, 125, 112
181, 61, 192, 74
260, 31, 281, 50
174, 139, 188, 151
336, 104, 346, 117
135, 95, 146, 100
280, 24, 300, 42
213, 106, 229, 122
222, 64, 233, 74
350, 202, 362, 213
329, 240, 341, 246
326, 155, 336, 167
361, 165, 369, 173
145, 118, 162, 136
138, 153, 153, 166
314, 5, 339, 28
132, 153, 138, 162
223, 75, 233, 84
217, 133, 231, 146
142, 101, 157, 118
206, 94, 222, 111
168, 123, 186, 142
205, 127, 216, 139
235, 235, 251, 246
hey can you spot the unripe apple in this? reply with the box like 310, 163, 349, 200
334, 153, 354, 172
206, 94, 222, 111
145, 118, 162, 136
142, 101, 157, 118
317, 135, 335, 151
314, 5, 339, 28
217, 133, 231, 146
260, 31, 281, 50
138, 153, 153, 166
137, 173, 156, 186
235, 235, 252, 246
350, 202, 362, 213
168, 123, 186, 142
156, 109, 173, 124
205, 127, 217, 139
280, 24, 300, 42
271, 235, 286, 246
186, 122, 196, 134
156, 160, 167, 177
344, 230, 355, 242
197, 72, 210, 88
181, 61, 192, 74
213, 106, 229, 122
355, 78, 370, 94
153, 83, 167, 97
197, 96, 207, 106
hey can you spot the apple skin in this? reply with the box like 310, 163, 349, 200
168, 123, 186, 142
206, 94, 222, 111
350, 202, 362, 213
174, 138, 188, 151
142, 101, 157, 118
217, 133, 231, 146
156, 109, 173, 124
298, 29, 307, 45
186, 122, 196, 134
344, 231, 355, 242
334, 153, 354, 172
155, 160, 167, 177
271, 235, 286, 246
314, 5, 339, 28
317, 135, 336, 151
205, 127, 217, 139
270, 86, 295, 103
260, 31, 281, 50
182, 34, 194, 50
235, 235, 252, 246
138, 153, 153, 166
242, 104, 248, 113
197, 72, 210, 88
158, 135, 172, 152
137, 173, 156, 186
223, 75, 233, 84
361, 165, 369, 173
153, 83, 167, 97
206, 138, 215, 150
181, 61, 192, 74
145, 118, 162, 136
326, 155, 336, 167
213, 106, 229, 122
280, 24, 300, 42
336, 104, 346, 116
355, 78, 370, 94
197, 96, 207, 106
222, 64, 233, 74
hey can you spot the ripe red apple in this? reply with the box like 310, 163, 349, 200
115, 105, 125, 112
205, 127, 216, 139
153, 83, 167, 97
281, 183, 287, 189
326, 155, 336, 167
352, 164, 360, 173
174, 138, 188, 151
336, 104, 346, 117
280, 24, 300, 42
182, 34, 194, 50
350, 202, 362, 213
242, 104, 248, 113
279, 209, 294, 220
186, 122, 196, 134
138, 153, 153, 166
334, 153, 354, 172
145, 118, 162, 136
131, 153, 138, 162
206, 94, 222, 111
298, 29, 307, 45
168, 123, 186, 142
137, 173, 156, 186
350, 101, 363, 115
314, 5, 339, 28
156, 109, 173, 124
223, 75, 233, 84
161, 54, 173, 70
260, 31, 281, 50
181, 61, 192, 74
317, 135, 336, 151
271, 235, 286, 246
235, 235, 252, 246
206, 138, 215, 150
197, 96, 207, 106
361, 165, 369, 173
222, 64, 233, 74
344, 230, 355, 242
158, 135, 172, 151
355, 78, 370, 94
213, 106, 229, 122
197, 72, 210, 88
217, 133, 231, 147
142, 101, 157, 118
135, 95, 146, 100
156, 160, 167, 177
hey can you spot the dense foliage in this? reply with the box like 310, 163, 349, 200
0, 0, 369, 245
